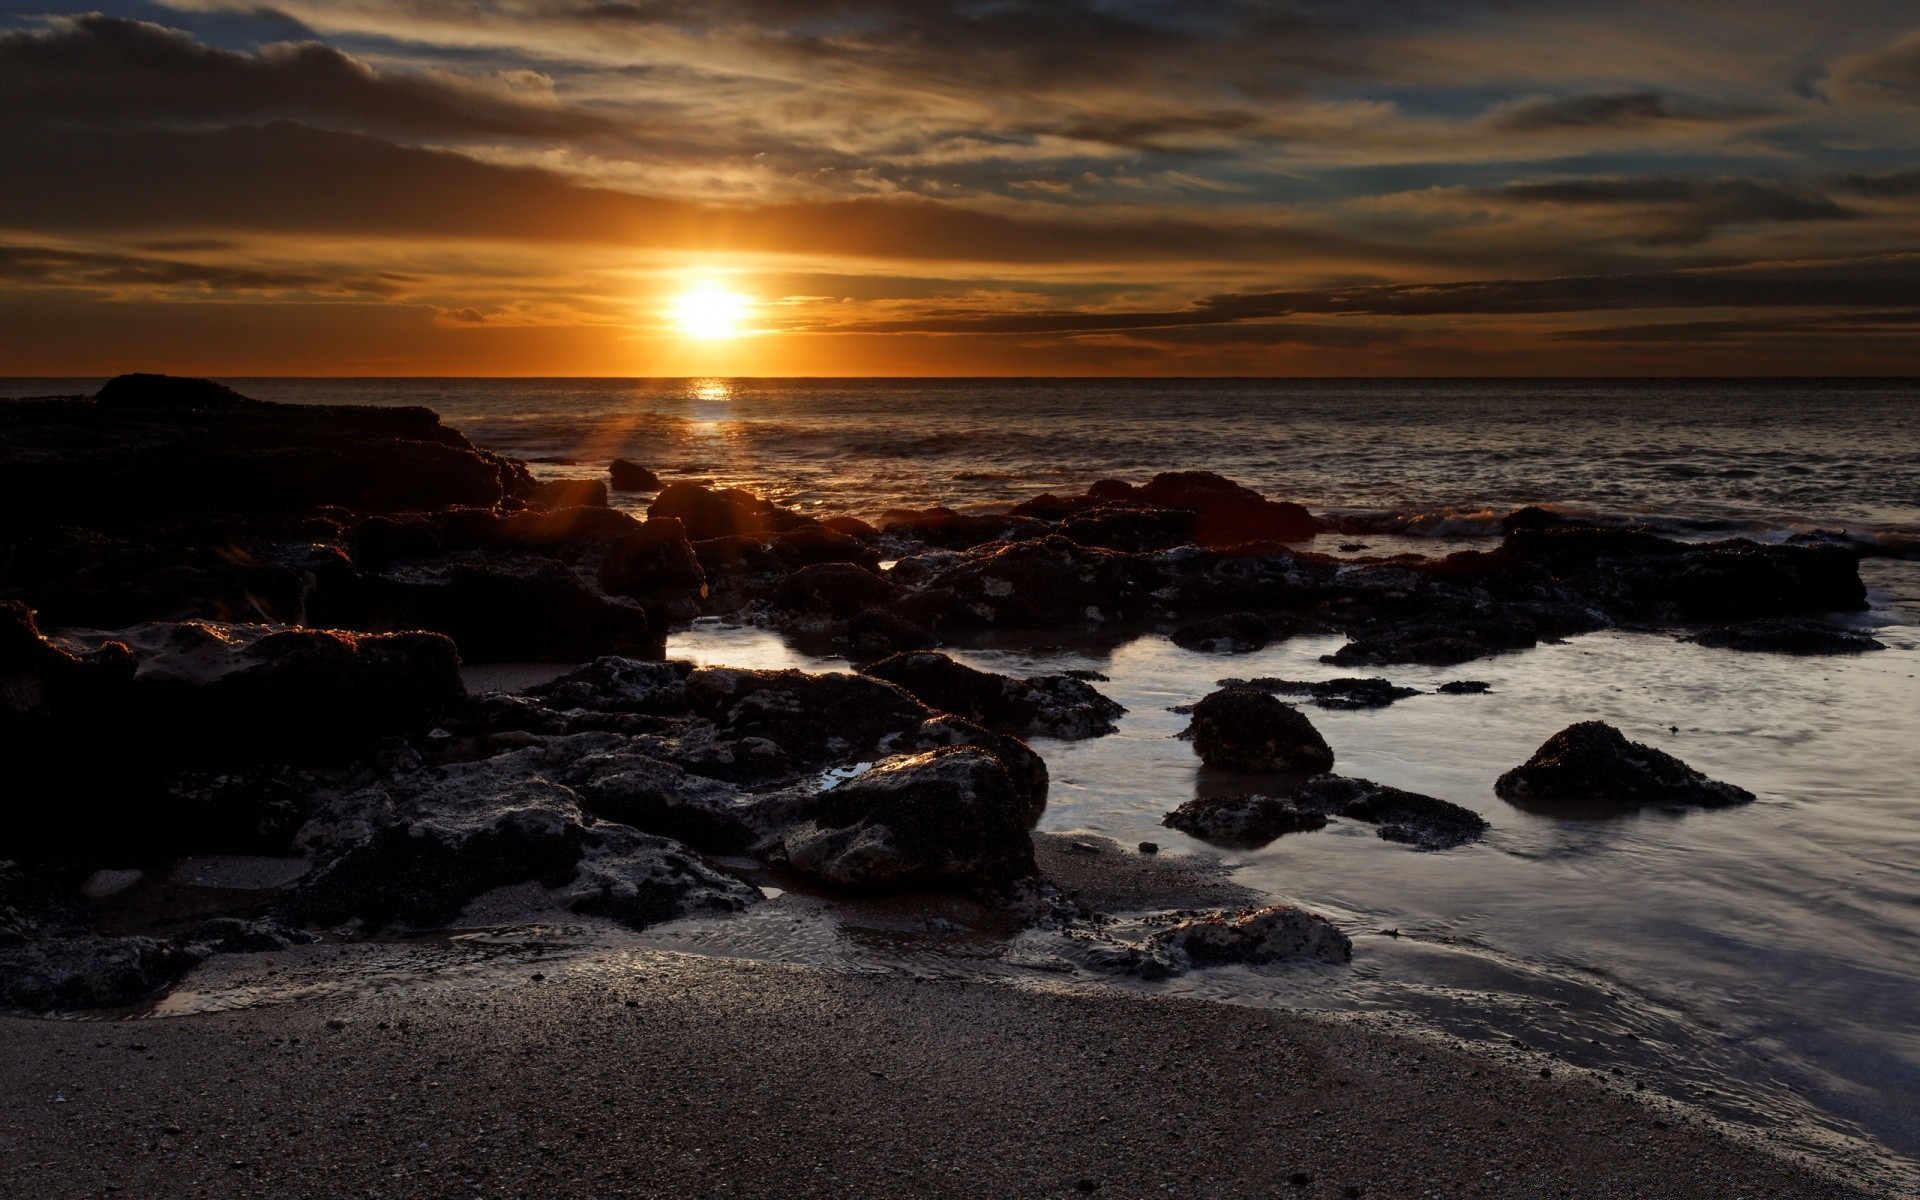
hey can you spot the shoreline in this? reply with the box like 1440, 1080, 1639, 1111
0, 950, 1872, 1200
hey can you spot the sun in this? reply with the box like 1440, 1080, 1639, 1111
671, 285, 752, 339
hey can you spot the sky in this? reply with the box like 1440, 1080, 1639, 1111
4, 0, 1920, 375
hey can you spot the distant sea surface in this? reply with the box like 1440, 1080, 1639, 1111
11, 376, 1920, 1189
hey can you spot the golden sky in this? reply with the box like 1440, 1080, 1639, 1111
5, 3, 1920, 375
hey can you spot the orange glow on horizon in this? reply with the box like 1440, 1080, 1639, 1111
670, 285, 753, 340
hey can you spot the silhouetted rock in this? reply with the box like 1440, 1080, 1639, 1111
684, 667, 932, 770
770, 524, 882, 572
1162, 793, 1328, 846
1682, 618, 1885, 655
1293, 775, 1488, 849
691, 535, 791, 612
878, 507, 1049, 549
1060, 505, 1197, 553
608, 459, 661, 492
772, 563, 896, 618
1136, 472, 1319, 545
525, 656, 689, 714
842, 608, 940, 660
650, 482, 811, 540
598, 518, 709, 622
1185, 688, 1334, 773
531, 478, 609, 509
755, 747, 1036, 891
1149, 905, 1350, 966
1437, 680, 1492, 694
821, 515, 880, 541
0, 376, 533, 533
1172, 612, 1277, 654
1223, 676, 1418, 710
859, 650, 1123, 740
890, 536, 1152, 632
1495, 721, 1755, 810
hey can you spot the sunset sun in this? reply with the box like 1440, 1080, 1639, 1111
671, 285, 752, 339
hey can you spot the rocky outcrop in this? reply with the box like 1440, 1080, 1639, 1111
530, 478, 609, 509
1681, 618, 1885, 655
858, 651, 1124, 740
650, 482, 812, 541
1162, 793, 1328, 846
1292, 775, 1488, 850
754, 747, 1036, 891
772, 563, 897, 619
1171, 612, 1278, 654
1495, 721, 1755, 810
1222, 676, 1419, 710
890, 536, 1153, 632
1184, 688, 1335, 773
1149, 905, 1351, 966
0, 919, 316, 1012
608, 459, 661, 492
597, 519, 709, 623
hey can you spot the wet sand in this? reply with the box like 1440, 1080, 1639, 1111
0, 951, 1860, 1200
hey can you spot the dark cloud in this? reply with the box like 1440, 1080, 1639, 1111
0, 15, 616, 139
0, 243, 408, 296
1471, 176, 1855, 244
1492, 91, 1769, 132
1556, 310, 1920, 342
1829, 28, 1920, 101
807, 256, 1920, 334
0, 119, 1366, 263
1841, 169, 1920, 198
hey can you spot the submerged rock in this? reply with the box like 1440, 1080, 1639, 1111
1149, 905, 1351, 966
1184, 688, 1334, 773
858, 651, 1122, 741
1681, 618, 1885, 655
608, 459, 661, 492
756, 746, 1036, 891
1172, 612, 1277, 654
1293, 775, 1488, 850
1495, 721, 1755, 810
1222, 676, 1419, 710
1162, 793, 1328, 846
1437, 680, 1492, 694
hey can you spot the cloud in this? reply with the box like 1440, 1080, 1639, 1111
0, 242, 409, 296
1490, 90, 1770, 132
1459, 176, 1856, 245
0, 15, 616, 140
1828, 28, 1920, 102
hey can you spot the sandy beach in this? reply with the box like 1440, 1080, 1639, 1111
0, 949, 1864, 1200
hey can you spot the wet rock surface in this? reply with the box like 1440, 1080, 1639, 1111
1150, 904, 1352, 967
1682, 618, 1886, 655
1222, 675, 1420, 709
858, 650, 1123, 740
1293, 775, 1490, 850
1162, 793, 1329, 846
1184, 687, 1335, 773
1496, 721, 1756, 810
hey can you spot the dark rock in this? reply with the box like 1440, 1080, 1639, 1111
1681, 618, 1885, 655
569, 750, 761, 853
160, 767, 320, 855
1185, 688, 1334, 773
772, 563, 896, 618
525, 656, 688, 714
598, 518, 709, 622
820, 515, 880, 542
1172, 612, 1277, 654
770, 524, 882, 573
0, 934, 204, 1012
894, 715, 1050, 822
890, 536, 1152, 632
858, 651, 1123, 740
1135, 472, 1318, 545
1, 376, 533, 533
1222, 676, 1418, 710
877, 507, 1049, 550
1293, 775, 1488, 850
756, 746, 1036, 891
1162, 793, 1329, 847
684, 667, 931, 769
608, 459, 661, 492
175, 917, 316, 956
1060, 505, 1196, 554
1148, 905, 1351, 966
1137, 841, 1159, 854
1437, 680, 1492, 694
530, 478, 609, 509
691, 535, 791, 612
650, 482, 811, 541
1495, 721, 1755, 810
842, 608, 940, 660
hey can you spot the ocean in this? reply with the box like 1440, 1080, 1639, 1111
13, 376, 1920, 1189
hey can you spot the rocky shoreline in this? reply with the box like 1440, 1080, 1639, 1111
0, 374, 1883, 1012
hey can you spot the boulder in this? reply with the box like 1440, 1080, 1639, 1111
772, 563, 897, 618
1060, 505, 1197, 554
890, 536, 1153, 632
1135, 472, 1318, 545
691, 535, 791, 612
1437, 680, 1492, 694
895, 715, 1050, 822
770, 524, 882, 572
1222, 676, 1418, 710
650, 482, 811, 540
530, 478, 610, 509
684, 667, 932, 768
608, 459, 662, 492
1681, 618, 1885, 655
1495, 721, 1754, 810
858, 651, 1123, 740
1292, 775, 1488, 849
1162, 793, 1328, 846
1184, 688, 1334, 773
878, 507, 1049, 550
1148, 905, 1351, 966
525, 656, 689, 714
598, 518, 709, 621
0, 934, 203, 1012
756, 747, 1036, 891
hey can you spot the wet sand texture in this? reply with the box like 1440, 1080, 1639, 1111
0, 954, 1860, 1200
